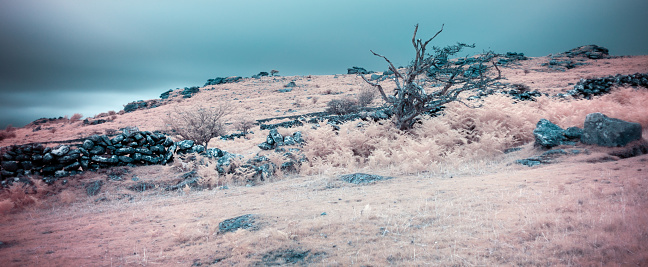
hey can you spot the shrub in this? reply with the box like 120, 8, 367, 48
70, 113, 83, 123
357, 87, 376, 107
233, 117, 256, 135
326, 98, 359, 115
0, 125, 17, 141
165, 104, 230, 146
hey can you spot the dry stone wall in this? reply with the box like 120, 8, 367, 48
0, 130, 175, 185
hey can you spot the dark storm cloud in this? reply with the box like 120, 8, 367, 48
1, 0, 647, 128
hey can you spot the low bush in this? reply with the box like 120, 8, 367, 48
164, 104, 230, 146
326, 98, 358, 115
0, 125, 17, 141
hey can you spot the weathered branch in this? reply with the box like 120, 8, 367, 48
358, 74, 390, 102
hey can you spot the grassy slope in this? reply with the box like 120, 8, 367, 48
0, 54, 647, 265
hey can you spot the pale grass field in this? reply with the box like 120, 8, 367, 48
0, 53, 647, 266
0, 147, 646, 266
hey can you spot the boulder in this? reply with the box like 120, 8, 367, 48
533, 119, 566, 148
581, 113, 642, 147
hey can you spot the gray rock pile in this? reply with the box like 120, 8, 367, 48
565, 73, 648, 99
258, 129, 304, 150
204, 76, 242, 86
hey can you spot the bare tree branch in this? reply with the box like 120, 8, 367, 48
360, 25, 500, 130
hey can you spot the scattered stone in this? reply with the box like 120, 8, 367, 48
581, 113, 642, 147
340, 173, 392, 184
260, 249, 325, 266
218, 214, 258, 233
86, 180, 103, 196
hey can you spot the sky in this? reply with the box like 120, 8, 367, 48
1, 0, 647, 128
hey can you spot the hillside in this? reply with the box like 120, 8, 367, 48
0, 47, 647, 266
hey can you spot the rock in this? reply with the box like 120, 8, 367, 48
283, 136, 296, 146
284, 81, 297, 88
292, 131, 304, 144
347, 66, 369, 74
86, 180, 104, 196
20, 161, 34, 170
340, 173, 392, 184
100, 135, 113, 146
115, 147, 135, 155
89, 146, 106, 155
123, 100, 147, 113
204, 148, 224, 158
217, 153, 242, 174
268, 129, 284, 146
63, 162, 80, 171
128, 182, 156, 192
533, 119, 566, 148
131, 153, 142, 162
564, 127, 583, 140
278, 88, 293, 93
54, 170, 69, 178
160, 89, 173, 99
50, 145, 70, 157
258, 142, 274, 150
204, 76, 242, 86
581, 113, 642, 147
192, 145, 205, 153
142, 155, 161, 164
150, 144, 165, 154
134, 147, 152, 155
218, 214, 258, 233
565, 45, 610, 59
82, 140, 95, 150
177, 140, 195, 151
164, 143, 176, 163
118, 156, 134, 163
132, 132, 144, 141
42, 153, 54, 163
280, 161, 297, 173
1, 161, 19, 172
91, 155, 119, 164
163, 137, 174, 147
111, 134, 125, 144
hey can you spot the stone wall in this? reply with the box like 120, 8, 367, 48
0, 130, 175, 185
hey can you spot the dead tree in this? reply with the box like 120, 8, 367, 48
360, 24, 500, 130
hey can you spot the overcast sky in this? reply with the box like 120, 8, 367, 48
1, 0, 647, 128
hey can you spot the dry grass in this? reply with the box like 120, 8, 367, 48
0, 53, 647, 265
